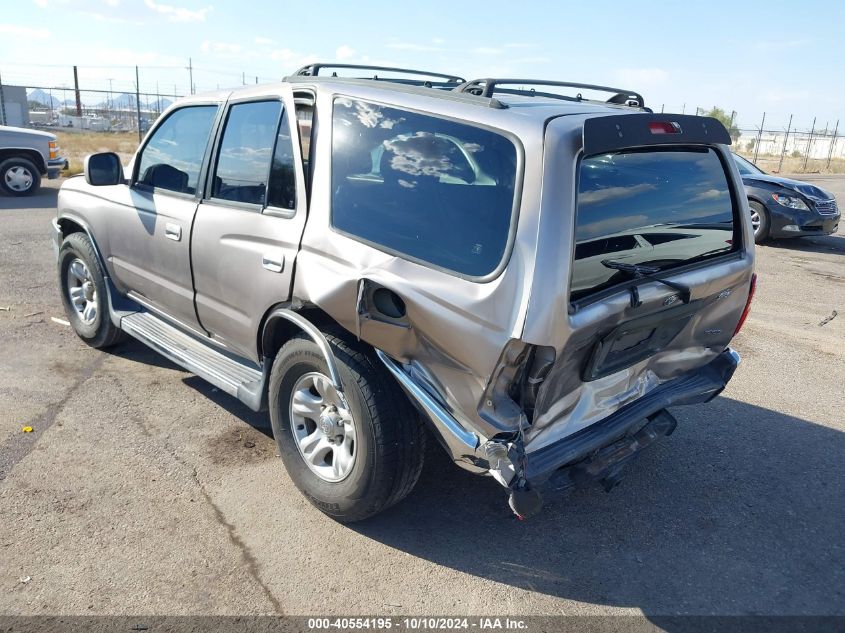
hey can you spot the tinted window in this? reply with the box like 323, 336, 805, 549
212, 101, 281, 206
267, 109, 296, 209
572, 148, 736, 301
137, 105, 217, 194
331, 98, 518, 277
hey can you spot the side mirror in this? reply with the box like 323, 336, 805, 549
84, 152, 124, 186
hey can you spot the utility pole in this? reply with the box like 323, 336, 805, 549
778, 114, 793, 173
135, 66, 143, 142
753, 112, 766, 164
0, 69, 6, 126
107, 78, 113, 120
73, 65, 82, 116
187, 58, 194, 95
803, 117, 816, 172
826, 120, 839, 170
255, 75, 258, 84
242, 71, 246, 85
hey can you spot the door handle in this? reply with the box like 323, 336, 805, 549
164, 223, 182, 241
262, 252, 284, 273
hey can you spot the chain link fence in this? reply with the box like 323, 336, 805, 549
0, 63, 274, 135
2, 67, 843, 175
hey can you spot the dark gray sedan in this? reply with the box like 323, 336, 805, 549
733, 153, 840, 243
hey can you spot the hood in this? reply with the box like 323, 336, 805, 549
743, 173, 833, 201
0, 125, 57, 140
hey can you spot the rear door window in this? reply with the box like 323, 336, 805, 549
330, 98, 518, 278
572, 148, 737, 301
211, 100, 282, 206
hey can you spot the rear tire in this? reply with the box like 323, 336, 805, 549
58, 232, 124, 349
0, 157, 41, 197
269, 333, 426, 522
749, 200, 770, 244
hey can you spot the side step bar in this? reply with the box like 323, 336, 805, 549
120, 312, 267, 411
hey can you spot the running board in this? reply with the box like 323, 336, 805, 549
120, 312, 267, 411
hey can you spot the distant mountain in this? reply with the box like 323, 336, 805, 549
28, 88, 60, 108
95, 93, 173, 111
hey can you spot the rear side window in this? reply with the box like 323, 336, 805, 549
572, 148, 736, 301
137, 105, 217, 195
331, 98, 518, 278
212, 100, 282, 206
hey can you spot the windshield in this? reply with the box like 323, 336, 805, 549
572, 148, 737, 301
732, 152, 764, 176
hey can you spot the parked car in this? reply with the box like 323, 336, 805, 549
732, 152, 840, 243
0, 125, 67, 196
52, 65, 755, 521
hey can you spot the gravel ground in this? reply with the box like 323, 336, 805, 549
0, 177, 842, 618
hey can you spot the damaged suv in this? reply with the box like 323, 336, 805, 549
52, 64, 755, 521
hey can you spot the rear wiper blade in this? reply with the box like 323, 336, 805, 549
601, 259, 691, 308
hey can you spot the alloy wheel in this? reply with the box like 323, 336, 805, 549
67, 258, 98, 324
289, 372, 357, 482
749, 207, 762, 236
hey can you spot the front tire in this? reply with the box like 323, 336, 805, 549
58, 232, 123, 349
749, 200, 770, 244
0, 157, 41, 197
269, 334, 426, 522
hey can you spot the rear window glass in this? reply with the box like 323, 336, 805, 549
331, 98, 518, 278
571, 148, 736, 301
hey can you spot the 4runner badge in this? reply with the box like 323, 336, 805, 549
663, 295, 679, 306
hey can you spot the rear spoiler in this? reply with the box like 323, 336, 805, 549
583, 114, 732, 156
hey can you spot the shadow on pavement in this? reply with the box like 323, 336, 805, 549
0, 186, 59, 211
349, 396, 844, 617
765, 233, 845, 255
103, 336, 186, 372
182, 374, 273, 436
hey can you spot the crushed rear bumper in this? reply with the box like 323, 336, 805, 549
505, 348, 740, 517
525, 348, 740, 485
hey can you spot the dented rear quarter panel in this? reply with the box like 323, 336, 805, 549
293, 84, 546, 440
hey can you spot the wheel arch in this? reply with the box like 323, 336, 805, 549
0, 148, 47, 174
259, 304, 349, 395
56, 215, 109, 273
746, 194, 769, 208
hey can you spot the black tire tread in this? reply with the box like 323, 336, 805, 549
0, 156, 41, 197
323, 333, 427, 512
59, 232, 124, 349
749, 200, 770, 244
271, 331, 426, 521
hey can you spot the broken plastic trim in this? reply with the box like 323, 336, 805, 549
375, 350, 485, 472
477, 340, 556, 431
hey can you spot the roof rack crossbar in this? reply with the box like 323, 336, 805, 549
456, 78, 645, 107
295, 63, 465, 84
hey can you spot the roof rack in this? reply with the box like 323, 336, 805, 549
293, 63, 465, 89
455, 79, 646, 108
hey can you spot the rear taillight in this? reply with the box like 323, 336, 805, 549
648, 121, 682, 135
733, 273, 757, 335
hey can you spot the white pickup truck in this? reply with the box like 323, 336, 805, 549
0, 125, 67, 196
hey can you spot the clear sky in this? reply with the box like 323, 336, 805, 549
2, 0, 843, 130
